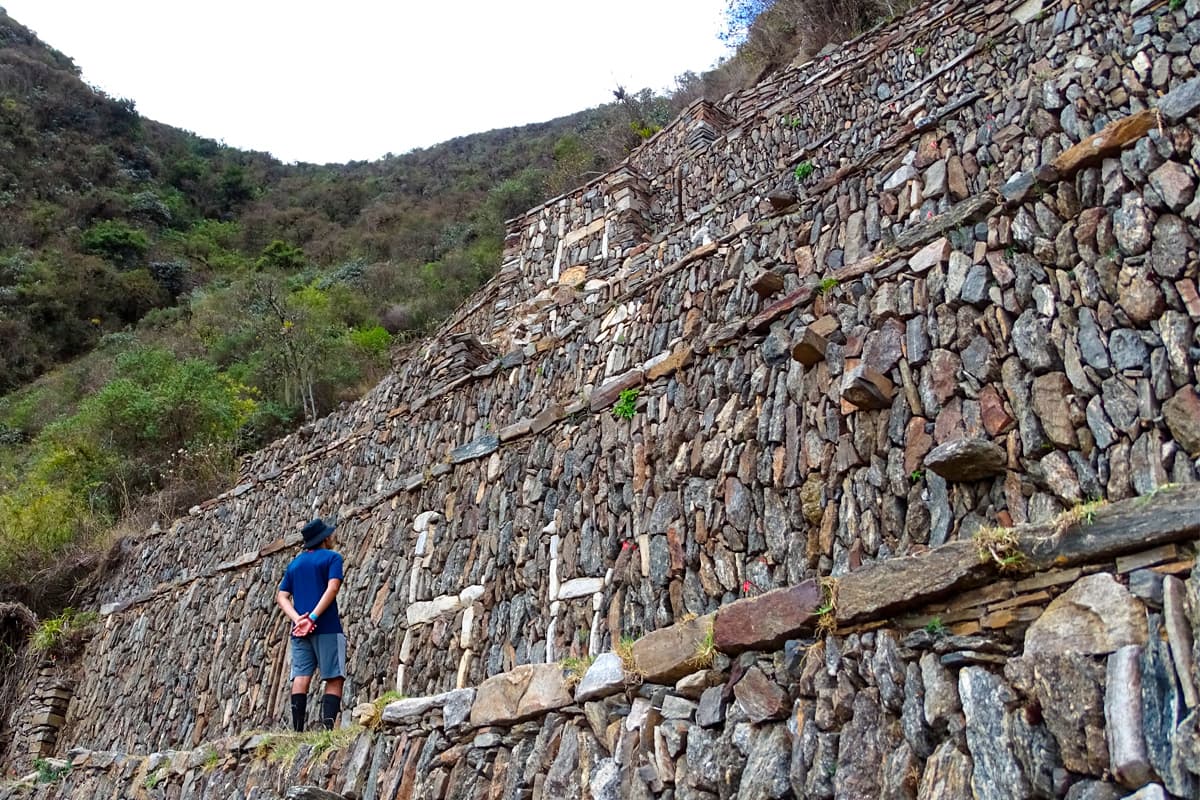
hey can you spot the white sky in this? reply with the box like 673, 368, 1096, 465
4, 0, 732, 165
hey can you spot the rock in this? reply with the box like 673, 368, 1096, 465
1148, 161, 1195, 212
381, 688, 475, 725
1024, 573, 1149, 657
661, 694, 698, 720
1162, 576, 1198, 709
645, 343, 693, 381
575, 653, 625, 703
698, 685, 726, 728
1012, 310, 1061, 373
1051, 110, 1155, 177
1001, 171, 1036, 203
1163, 388, 1200, 455
909, 238, 951, 273
1031, 373, 1079, 448
834, 688, 900, 800
920, 652, 962, 731
734, 666, 789, 723
923, 438, 1007, 481
559, 577, 605, 600
917, 740, 974, 798
1141, 634, 1196, 797
1113, 194, 1152, 256
750, 270, 785, 298
1151, 215, 1193, 279
589, 369, 645, 412
1007, 654, 1107, 774
712, 580, 821, 653
1064, 781, 1124, 800
1106, 644, 1154, 788
631, 614, 714, 684
469, 663, 573, 726
1158, 76, 1200, 123
736, 725, 791, 800
1121, 786, 1167, 800
960, 667, 1031, 800
841, 365, 894, 410
285, 788, 347, 800
1108, 330, 1149, 373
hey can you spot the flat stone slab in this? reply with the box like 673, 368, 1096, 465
631, 614, 713, 684
381, 688, 476, 725
469, 663, 572, 727
713, 580, 822, 653
924, 438, 1007, 482
575, 652, 625, 703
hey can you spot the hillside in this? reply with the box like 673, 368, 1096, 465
0, 8, 682, 588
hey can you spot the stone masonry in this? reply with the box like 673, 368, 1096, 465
2, 0, 1200, 796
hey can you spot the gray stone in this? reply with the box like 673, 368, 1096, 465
1150, 214, 1193, 279
1012, 310, 1061, 373
285, 787, 346, 800
575, 652, 625, 703
924, 438, 1007, 482
1025, 573, 1149, 657
1006, 654, 1107, 775
734, 667, 788, 723
736, 725, 791, 800
1001, 171, 1036, 203
698, 685, 726, 728
1142, 629, 1197, 797
1107, 644, 1153, 788
1112, 194, 1152, 256
1158, 76, 1200, 123
661, 694, 698, 720
960, 667, 1030, 800
1148, 161, 1195, 212
1064, 780, 1124, 800
450, 434, 500, 463
1109, 329, 1150, 373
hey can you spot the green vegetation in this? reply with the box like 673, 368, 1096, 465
30, 608, 98, 655
974, 527, 1026, 572
923, 616, 946, 636
913, 45, 927, 57
256, 725, 362, 764
793, 160, 815, 180
690, 622, 717, 669
560, 654, 596, 688
909, 469, 924, 483
1171, 0, 1185, 10
612, 388, 640, 420
32, 758, 70, 784
817, 277, 839, 294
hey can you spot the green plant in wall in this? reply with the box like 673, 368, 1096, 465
924, 616, 947, 636
793, 161, 815, 181
560, 654, 596, 689
817, 277, 839, 294
612, 388, 639, 420
909, 469, 925, 483
974, 527, 1026, 572
689, 621, 717, 669
33, 758, 70, 784
913, 45, 927, 57
31, 608, 98, 656
815, 577, 838, 634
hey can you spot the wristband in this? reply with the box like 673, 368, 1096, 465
308, 612, 319, 622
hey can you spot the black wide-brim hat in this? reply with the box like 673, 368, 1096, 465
301, 518, 336, 549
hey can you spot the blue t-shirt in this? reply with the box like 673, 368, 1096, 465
279, 549, 344, 635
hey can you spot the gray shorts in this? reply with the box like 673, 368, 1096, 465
290, 633, 347, 680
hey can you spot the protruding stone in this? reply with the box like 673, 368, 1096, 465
1025, 573, 1149, 657
470, 663, 572, 726
712, 580, 821, 653
923, 438, 1007, 481
575, 653, 625, 703
791, 316, 839, 366
1158, 76, 1200, 123
733, 666, 788, 723
750, 270, 786, 298
630, 614, 714, 684
909, 238, 951, 273
1051, 110, 1155, 177
589, 369, 645, 412
1163, 388, 1200, 455
842, 365, 894, 410
450, 435, 499, 463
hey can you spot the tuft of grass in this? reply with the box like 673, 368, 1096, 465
816, 277, 839, 294
560, 655, 596, 689
615, 635, 644, 685
794, 161, 815, 181
201, 747, 221, 771
688, 621, 717, 669
256, 725, 363, 764
612, 388, 639, 420
815, 577, 839, 634
31, 608, 98, 655
33, 758, 70, 784
975, 527, 1025, 572
924, 616, 947, 636
909, 469, 925, 483
143, 767, 164, 790
913, 45, 927, 57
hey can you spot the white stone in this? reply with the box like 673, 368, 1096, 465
559, 577, 605, 600
413, 531, 428, 557
459, 584, 485, 604
884, 164, 919, 192
413, 510, 442, 532
946, 252, 972, 299
406, 594, 462, 626
460, 606, 475, 649
575, 653, 626, 703
626, 696, 654, 730
1011, 0, 1043, 23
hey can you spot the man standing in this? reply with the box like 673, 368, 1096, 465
276, 518, 346, 731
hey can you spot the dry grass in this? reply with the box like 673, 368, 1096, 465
560, 655, 595, 690
815, 576, 839, 634
687, 621, 717, 670
975, 527, 1026, 572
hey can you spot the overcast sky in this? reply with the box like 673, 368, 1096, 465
4, 0, 731, 165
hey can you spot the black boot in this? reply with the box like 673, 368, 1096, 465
321, 693, 340, 730
290, 693, 307, 732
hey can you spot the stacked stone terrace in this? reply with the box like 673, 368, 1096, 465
4, 0, 1200, 795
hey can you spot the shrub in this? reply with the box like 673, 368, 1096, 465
80, 219, 148, 267
31, 607, 98, 656
255, 239, 306, 272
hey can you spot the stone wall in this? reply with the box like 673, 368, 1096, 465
3, 501, 1196, 799
4, 0, 1200, 789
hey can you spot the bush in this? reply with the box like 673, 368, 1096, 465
80, 219, 148, 267
255, 239, 306, 272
